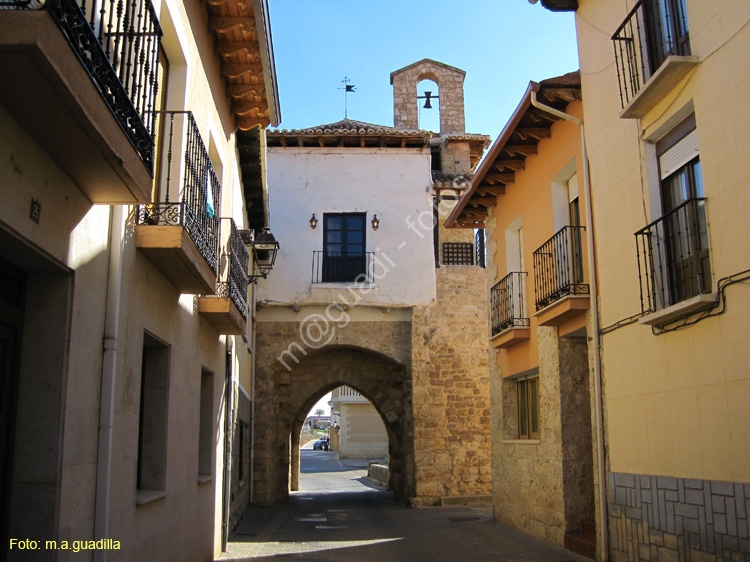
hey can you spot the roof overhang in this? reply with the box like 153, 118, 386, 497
206, 0, 280, 130
540, 0, 578, 12
445, 72, 581, 229
266, 120, 432, 149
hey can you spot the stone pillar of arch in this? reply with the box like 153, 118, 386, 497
390, 58, 466, 135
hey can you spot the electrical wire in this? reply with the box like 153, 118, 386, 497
651, 268, 750, 335
598, 268, 750, 336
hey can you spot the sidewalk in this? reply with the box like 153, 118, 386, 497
218, 489, 591, 562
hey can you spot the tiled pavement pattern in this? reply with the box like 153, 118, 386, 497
218, 489, 591, 562
609, 472, 750, 562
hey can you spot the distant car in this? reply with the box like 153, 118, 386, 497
313, 439, 327, 450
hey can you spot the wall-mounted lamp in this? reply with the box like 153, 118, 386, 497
371, 214, 380, 230
309, 214, 318, 229
245, 227, 280, 284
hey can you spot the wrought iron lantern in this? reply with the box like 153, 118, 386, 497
247, 227, 279, 283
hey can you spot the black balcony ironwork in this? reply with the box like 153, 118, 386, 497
635, 197, 711, 314
137, 111, 220, 275
490, 272, 529, 336
312, 251, 374, 284
533, 225, 588, 311
215, 219, 249, 319
612, 0, 691, 108
2, 0, 163, 171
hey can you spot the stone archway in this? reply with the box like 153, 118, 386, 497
253, 340, 414, 504
289, 380, 397, 494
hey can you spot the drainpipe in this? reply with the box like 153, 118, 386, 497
94, 204, 125, 562
221, 338, 233, 551
531, 90, 608, 561
249, 282, 257, 505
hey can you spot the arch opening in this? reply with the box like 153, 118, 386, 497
254, 344, 413, 504
417, 78, 440, 132
290, 381, 395, 495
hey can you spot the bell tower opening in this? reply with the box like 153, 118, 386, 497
417, 79, 440, 133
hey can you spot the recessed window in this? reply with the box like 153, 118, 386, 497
321, 213, 367, 283
636, 117, 710, 313
138, 332, 170, 494
443, 242, 474, 265
198, 369, 213, 479
517, 376, 539, 440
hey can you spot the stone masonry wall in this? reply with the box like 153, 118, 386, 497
253, 319, 414, 504
410, 265, 491, 506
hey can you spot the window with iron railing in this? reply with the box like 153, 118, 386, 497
490, 272, 529, 336
532, 226, 588, 311
612, 0, 691, 108
2, 0, 164, 171
136, 111, 221, 275
635, 196, 710, 313
312, 213, 372, 284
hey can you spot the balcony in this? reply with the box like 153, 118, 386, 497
533, 226, 589, 326
198, 219, 249, 335
0, 0, 162, 203
135, 111, 220, 294
490, 272, 530, 349
612, 0, 698, 119
311, 251, 375, 285
635, 197, 715, 326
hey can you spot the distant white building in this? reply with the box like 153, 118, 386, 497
331, 386, 388, 459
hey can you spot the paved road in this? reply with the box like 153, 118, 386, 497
218, 451, 589, 562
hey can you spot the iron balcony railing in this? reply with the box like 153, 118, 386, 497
612, 0, 691, 108
312, 251, 374, 284
635, 197, 711, 314
215, 219, 249, 319
3, 0, 163, 171
490, 272, 529, 336
533, 226, 588, 311
137, 111, 221, 275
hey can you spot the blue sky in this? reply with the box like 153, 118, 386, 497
269, 1, 580, 417
268, 0, 580, 142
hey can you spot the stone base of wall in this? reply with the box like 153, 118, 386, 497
609, 472, 750, 562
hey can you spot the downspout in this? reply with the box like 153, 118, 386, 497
531, 90, 608, 561
221, 338, 233, 552
249, 282, 257, 505
94, 204, 125, 562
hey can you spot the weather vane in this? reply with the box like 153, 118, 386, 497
338, 77, 356, 118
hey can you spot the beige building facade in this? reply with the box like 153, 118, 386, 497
0, 0, 279, 559
330, 386, 388, 459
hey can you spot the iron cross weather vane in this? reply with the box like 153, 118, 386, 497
339, 77, 356, 118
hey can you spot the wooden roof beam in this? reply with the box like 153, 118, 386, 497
493, 159, 526, 172
485, 173, 515, 184
516, 128, 551, 141
541, 87, 580, 103
527, 110, 558, 124
504, 145, 538, 157
478, 186, 505, 197
470, 197, 496, 208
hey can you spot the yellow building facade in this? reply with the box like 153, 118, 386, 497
541, 0, 750, 560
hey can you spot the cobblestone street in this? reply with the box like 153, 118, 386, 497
218, 451, 589, 562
